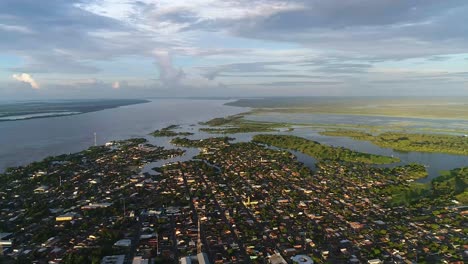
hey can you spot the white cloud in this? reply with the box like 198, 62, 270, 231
76, 0, 303, 36
153, 50, 185, 84
0, 23, 32, 34
112, 81, 120, 89
12, 73, 40, 89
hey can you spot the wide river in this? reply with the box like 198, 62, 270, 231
0, 99, 244, 172
0, 99, 466, 182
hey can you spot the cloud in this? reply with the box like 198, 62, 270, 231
201, 61, 290, 80
12, 73, 40, 89
112, 81, 120, 89
153, 50, 185, 85
1, 0, 468, 97
0, 23, 32, 33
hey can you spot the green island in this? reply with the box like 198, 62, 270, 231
379, 167, 468, 206
150, 125, 194, 137
320, 129, 468, 155
199, 114, 292, 134
252, 134, 400, 164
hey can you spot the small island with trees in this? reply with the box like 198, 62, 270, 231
150, 125, 194, 137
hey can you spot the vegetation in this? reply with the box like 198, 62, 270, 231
433, 167, 468, 204
200, 114, 292, 134
171, 136, 233, 148
150, 125, 194, 137
380, 167, 467, 205
200, 125, 277, 134
200, 114, 245, 126
320, 129, 468, 155
389, 163, 428, 180
252, 134, 400, 164
227, 97, 468, 120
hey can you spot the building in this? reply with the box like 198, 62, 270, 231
55, 213, 78, 222
101, 255, 125, 264
34, 185, 49, 193
114, 239, 132, 247
132, 256, 149, 264
291, 255, 314, 264
197, 253, 210, 264
269, 252, 287, 264
179, 254, 210, 264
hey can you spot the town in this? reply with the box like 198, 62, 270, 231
0, 137, 466, 263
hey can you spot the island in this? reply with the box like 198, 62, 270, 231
199, 114, 291, 134
150, 125, 194, 137
252, 134, 400, 164
320, 129, 468, 155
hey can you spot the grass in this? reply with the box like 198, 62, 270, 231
320, 129, 468, 155
228, 97, 468, 120
252, 134, 400, 164
380, 167, 467, 206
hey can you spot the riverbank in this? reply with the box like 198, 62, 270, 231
0, 99, 150, 122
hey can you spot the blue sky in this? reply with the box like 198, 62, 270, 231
0, 0, 467, 99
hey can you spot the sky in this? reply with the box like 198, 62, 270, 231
0, 0, 467, 99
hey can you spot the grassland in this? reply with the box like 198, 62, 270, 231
228, 97, 468, 120
320, 129, 468, 155
252, 134, 400, 164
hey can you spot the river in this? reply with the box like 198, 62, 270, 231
0, 99, 466, 182
0, 99, 245, 172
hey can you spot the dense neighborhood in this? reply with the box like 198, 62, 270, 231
0, 136, 466, 264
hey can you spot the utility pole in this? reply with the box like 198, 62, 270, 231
94, 132, 97, 147
121, 198, 126, 218
156, 233, 159, 256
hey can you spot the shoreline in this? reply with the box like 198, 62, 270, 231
0, 99, 150, 122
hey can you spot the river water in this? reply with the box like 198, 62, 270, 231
0, 99, 245, 172
0, 99, 466, 182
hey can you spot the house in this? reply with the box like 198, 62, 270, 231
55, 212, 78, 222
101, 255, 125, 264
269, 252, 287, 264
114, 239, 132, 247
291, 255, 314, 264
34, 185, 49, 193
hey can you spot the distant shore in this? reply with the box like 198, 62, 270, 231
0, 99, 150, 122
226, 97, 468, 120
